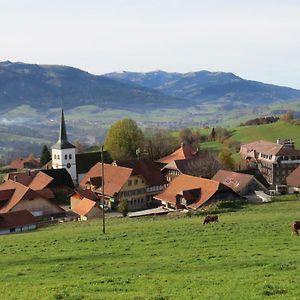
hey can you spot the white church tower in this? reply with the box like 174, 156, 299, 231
52, 109, 77, 183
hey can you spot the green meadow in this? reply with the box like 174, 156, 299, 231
1, 196, 300, 299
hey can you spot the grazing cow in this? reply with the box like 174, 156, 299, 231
203, 215, 218, 224
292, 221, 300, 235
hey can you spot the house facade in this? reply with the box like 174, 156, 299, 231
80, 163, 149, 211
240, 139, 300, 189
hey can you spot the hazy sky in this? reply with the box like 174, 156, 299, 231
1, 0, 300, 88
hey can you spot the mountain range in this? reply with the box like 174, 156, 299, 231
104, 70, 300, 104
1, 61, 300, 113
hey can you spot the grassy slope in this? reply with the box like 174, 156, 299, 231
199, 121, 300, 156
1, 197, 300, 299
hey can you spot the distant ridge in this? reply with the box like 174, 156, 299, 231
0, 61, 184, 112
1, 61, 300, 113
104, 70, 300, 104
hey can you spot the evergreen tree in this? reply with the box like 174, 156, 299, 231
211, 127, 216, 141
40, 145, 51, 167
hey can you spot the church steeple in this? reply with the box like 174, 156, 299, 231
51, 108, 77, 183
52, 109, 75, 150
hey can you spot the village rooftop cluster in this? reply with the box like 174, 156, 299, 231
1, 110, 300, 235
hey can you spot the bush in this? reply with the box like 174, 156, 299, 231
118, 200, 129, 217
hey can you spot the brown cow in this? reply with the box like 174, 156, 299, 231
203, 215, 219, 224
292, 221, 300, 235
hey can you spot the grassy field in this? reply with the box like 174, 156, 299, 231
1, 197, 300, 299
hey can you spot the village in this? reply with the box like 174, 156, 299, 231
1, 109, 300, 235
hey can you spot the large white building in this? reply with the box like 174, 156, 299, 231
52, 109, 77, 183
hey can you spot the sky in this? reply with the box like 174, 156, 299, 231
1, 0, 300, 88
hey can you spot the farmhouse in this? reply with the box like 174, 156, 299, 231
113, 159, 167, 202
80, 163, 149, 211
0, 180, 64, 217
0, 210, 37, 235
240, 139, 300, 188
212, 170, 268, 196
72, 197, 102, 220
154, 174, 241, 210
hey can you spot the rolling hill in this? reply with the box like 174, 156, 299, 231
0, 61, 184, 112
105, 70, 300, 104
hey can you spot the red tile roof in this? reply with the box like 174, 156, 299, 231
154, 174, 222, 209
70, 187, 99, 201
156, 145, 198, 164
80, 163, 133, 197
286, 166, 300, 187
9, 157, 40, 170
114, 159, 167, 186
0, 210, 36, 229
72, 198, 101, 216
0, 180, 63, 213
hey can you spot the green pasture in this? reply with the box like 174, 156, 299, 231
1, 196, 300, 299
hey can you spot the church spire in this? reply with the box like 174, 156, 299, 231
59, 108, 68, 142
52, 109, 75, 150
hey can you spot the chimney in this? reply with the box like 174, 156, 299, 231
276, 138, 281, 145
27, 169, 31, 176
14, 175, 18, 182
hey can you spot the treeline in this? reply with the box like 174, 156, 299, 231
239, 116, 279, 126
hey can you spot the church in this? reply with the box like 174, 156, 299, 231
51, 109, 111, 184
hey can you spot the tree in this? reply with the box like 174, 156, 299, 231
211, 127, 216, 141
73, 140, 87, 154
40, 145, 51, 167
143, 128, 179, 160
105, 119, 144, 161
218, 147, 235, 170
118, 199, 129, 217
179, 128, 200, 146
183, 151, 222, 178
281, 110, 294, 122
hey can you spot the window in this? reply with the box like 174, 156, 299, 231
128, 180, 132, 186
134, 179, 138, 185
57, 155, 60, 159
54, 154, 57, 159
69, 154, 72, 159
65, 154, 68, 159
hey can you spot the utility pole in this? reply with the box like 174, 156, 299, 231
101, 144, 106, 234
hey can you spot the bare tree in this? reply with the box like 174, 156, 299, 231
143, 128, 179, 160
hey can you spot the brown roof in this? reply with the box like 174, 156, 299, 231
0, 180, 63, 213
114, 159, 167, 186
156, 144, 198, 164
286, 166, 300, 187
241, 140, 300, 157
9, 157, 40, 170
29, 172, 53, 190
70, 187, 99, 201
72, 198, 100, 216
80, 163, 133, 197
212, 170, 254, 194
241, 140, 283, 156
5, 171, 39, 186
0, 210, 36, 229
154, 174, 223, 209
